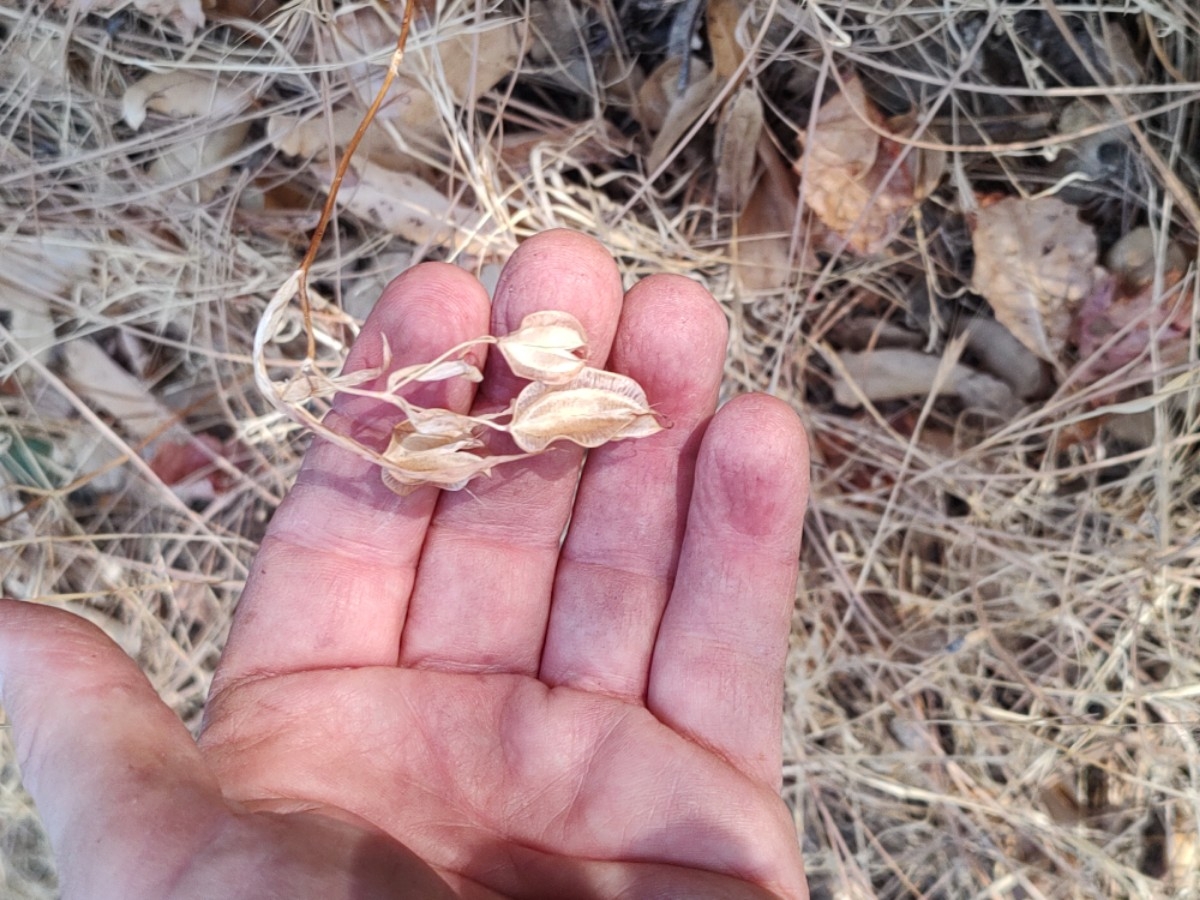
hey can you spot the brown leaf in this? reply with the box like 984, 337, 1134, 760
643, 60, 723, 173
831, 347, 1018, 414
715, 85, 764, 214
335, 158, 499, 258
707, 0, 747, 80
733, 133, 811, 294
795, 75, 944, 255
970, 195, 1097, 363
507, 368, 663, 453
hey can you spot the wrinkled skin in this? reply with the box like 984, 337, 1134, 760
0, 232, 810, 899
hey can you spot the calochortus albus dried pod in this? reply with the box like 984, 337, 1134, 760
496, 310, 589, 385
507, 368, 663, 453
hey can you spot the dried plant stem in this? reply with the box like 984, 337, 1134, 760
296, 0, 417, 360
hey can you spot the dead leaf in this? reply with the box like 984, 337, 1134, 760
58, 0, 205, 40
147, 434, 236, 501
525, 1, 599, 95
1104, 226, 1187, 293
334, 158, 500, 258
733, 132, 811, 294
122, 71, 252, 129
970, 195, 1098, 364
62, 338, 184, 442
707, 0, 748, 80
147, 121, 251, 201
643, 59, 723, 173
715, 85, 764, 214
507, 368, 663, 452
123, 72, 253, 199
796, 75, 944, 255
831, 348, 1018, 414
267, 107, 368, 162
1, 234, 93, 364
635, 57, 688, 134
62, 337, 245, 500
958, 317, 1050, 400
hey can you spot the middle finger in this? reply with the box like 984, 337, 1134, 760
399, 231, 624, 675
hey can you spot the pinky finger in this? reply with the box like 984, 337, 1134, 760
646, 395, 810, 790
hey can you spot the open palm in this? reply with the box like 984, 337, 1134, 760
0, 232, 809, 899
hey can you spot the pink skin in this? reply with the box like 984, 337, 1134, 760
0, 231, 811, 899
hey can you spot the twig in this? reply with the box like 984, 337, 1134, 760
297, 0, 417, 361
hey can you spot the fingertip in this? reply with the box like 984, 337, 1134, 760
0, 598, 114, 681
510, 228, 617, 273
492, 230, 624, 351
616, 274, 728, 380
700, 394, 810, 548
344, 261, 493, 376
649, 393, 808, 788
625, 272, 726, 324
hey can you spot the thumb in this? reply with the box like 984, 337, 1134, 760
0, 599, 227, 899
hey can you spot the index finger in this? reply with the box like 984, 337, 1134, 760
210, 263, 491, 696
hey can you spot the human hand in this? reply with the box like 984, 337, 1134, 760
0, 231, 810, 899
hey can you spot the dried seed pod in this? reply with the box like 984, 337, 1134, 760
379, 423, 492, 494
386, 358, 484, 388
404, 407, 486, 440
507, 368, 663, 452
497, 310, 588, 385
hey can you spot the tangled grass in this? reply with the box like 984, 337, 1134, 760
2, 0, 1199, 896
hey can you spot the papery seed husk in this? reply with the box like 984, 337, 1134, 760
382, 449, 495, 482
379, 442, 531, 495
387, 358, 484, 390
497, 310, 588, 385
403, 407, 486, 440
505, 310, 588, 348
388, 421, 483, 454
507, 368, 662, 452
381, 460, 483, 495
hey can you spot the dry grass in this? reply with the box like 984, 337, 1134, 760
2, 0, 1199, 897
